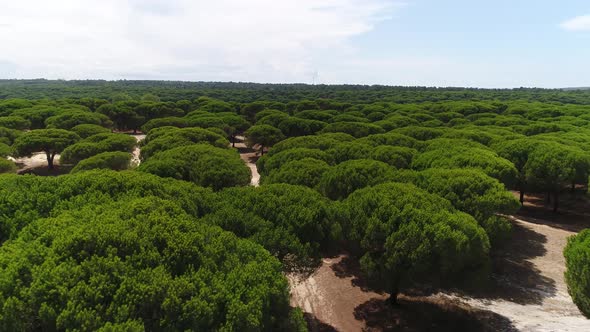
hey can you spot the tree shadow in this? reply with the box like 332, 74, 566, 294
18, 165, 73, 176
516, 204, 590, 233
331, 254, 387, 294
354, 297, 517, 332
453, 221, 556, 305
303, 313, 339, 332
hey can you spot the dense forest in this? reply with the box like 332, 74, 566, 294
0, 80, 589, 330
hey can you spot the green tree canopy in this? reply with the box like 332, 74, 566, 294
564, 229, 590, 318
138, 144, 250, 190
341, 182, 490, 304
245, 125, 285, 155
318, 159, 396, 200
70, 151, 132, 173
12, 129, 80, 169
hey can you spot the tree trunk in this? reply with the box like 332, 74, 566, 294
260, 144, 265, 156
519, 190, 525, 205
553, 191, 559, 213
571, 181, 576, 194
46, 152, 54, 170
546, 192, 551, 205
387, 284, 399, 306
231, 135, 235, 148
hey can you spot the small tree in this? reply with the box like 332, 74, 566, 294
12, 129, 80, 169
245, 125, 285, 155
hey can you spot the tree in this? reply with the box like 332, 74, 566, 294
139, 127, 228, 161
320, 121, 384, 138
211, 184, 338, 269
70, 151, 132, 173
0, 116, 31, 130
70, 124, 111, 139
341, 182, 490, 304
318, 159, 396, 200
245, 125, 285, 156
60, 133, 137, 165
97, 103, 144, 132
0, 197, 299, 330
524, 143, 590, 212
138, 145, 251, 190
12, 129, 80, 169
45, 111, 112, 130
494, 138, 540, 204
564, 229, 590, 318
257, 148, 330, 176
263, 158, 330, 188
370, 146, 417, 169
407, 168, 520, 245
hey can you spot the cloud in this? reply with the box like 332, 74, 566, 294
0, 0, 399, 81
560, 15, 590, 31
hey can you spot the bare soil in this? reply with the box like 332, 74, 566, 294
289, 192, 590, 332
234, 136, 260, 186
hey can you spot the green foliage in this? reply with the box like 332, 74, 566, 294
326, 142, 374, 164
370, 146, 417, 169
141, 117, 188, 133
71, 124, 111, 138
341, 182, 490, 299
140, 127, 228, 161
405, 168, 519, 244
318, 159, 395, 200
564, 229, 590, 318
245, 125, 285, 153
0, 158, 16, 174
0, 116, 31, 130
12, 129, 80, 169
258, 148, 330, 176
71, 151, 132, 173
0, 143, 11, 157
138, 145, 250, 190
263, 158, 330, 188
61, 133, 136, 165
0, 126, 22, 145
210, 184, 338, 268
320, 121, 384, 138
45, 111, 113, 130
0, 170, 217, 243
412, 145, 518, 187
0, 197, 294, 330
277, 117, 327, 137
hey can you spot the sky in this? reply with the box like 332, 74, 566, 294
0, 0, 589, 88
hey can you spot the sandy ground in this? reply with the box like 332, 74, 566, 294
234, 136, 260, 186
289, 195, 590, 332
130, 134, 146, 166
9, 152, 60, 172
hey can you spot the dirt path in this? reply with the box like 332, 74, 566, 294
130, 134, 146, 166
455, 215, 590, 331
289, 256, 387, 332
289, 209, 590, 331
234, 136, 260, 186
